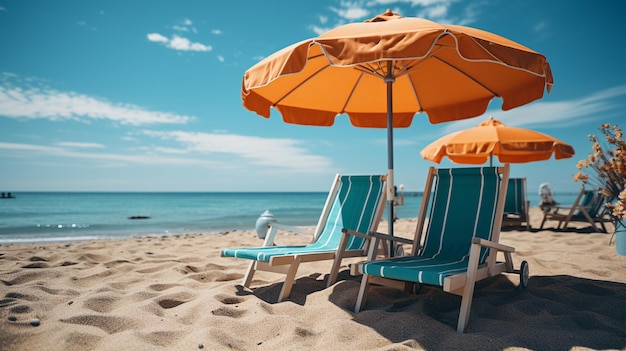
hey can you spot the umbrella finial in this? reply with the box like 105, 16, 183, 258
366, 9, 401, 22
480, 117, 503, 127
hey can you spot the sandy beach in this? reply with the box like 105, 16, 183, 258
1, 207, 625, 351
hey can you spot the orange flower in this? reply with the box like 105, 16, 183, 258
574, 124, 624, 221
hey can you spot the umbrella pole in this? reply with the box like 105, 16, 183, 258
385, 61, 395, 257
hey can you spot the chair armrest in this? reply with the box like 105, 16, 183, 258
262, 222, 314, 247
471, 237, 515, 253
341, 228, 370, 240
269, 222, 313, 235
342, 229, 413, 245
369, 231, 414, 245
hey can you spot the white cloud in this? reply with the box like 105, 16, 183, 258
420, 4, 448, 19
310, 25, 334, 36
533, 21, 547, 32
211, 29, 222, 35
172, 25, 189, 32
332, 3, 370, 20
55, 142, 105, 149
148, 33, 212, 52
142, 130, 333, 171
317, 0, 478, 32
147, 33, 168, 43
0, 130, 334, 173
437, 85, 626, 135
0, 76, 194, 125
0, 142, 212, 166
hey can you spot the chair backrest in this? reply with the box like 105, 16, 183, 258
419, 167, 506, 264
504, 178, 526, 214
587, 193, 608, 217
309, 175, 386, 251
574, 189, 606, 218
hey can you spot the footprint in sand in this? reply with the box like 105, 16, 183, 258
173, 264, 202, 275
64, 332, 103, 350
214, 294, 245, 305
187, 271, 243, 283
60, 315, 137, 334
148, 283, 179, 291
136, 263, 173, 274
103, 259, 134, 271
294, 326, 316, 338
9, 305, 32, 314
3, 292, 38, 302
6, 315, 41, 327
77, 253, 111, 263
139, 330, 188, 347
155, 292, 196, 309
211, 306, 246, 318
6, 271, 57, 285
83, 294, 122, 313
13, 256, 50, 268
21, 262, 50, 269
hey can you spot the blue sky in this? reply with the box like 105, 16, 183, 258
1, 0, 625, 194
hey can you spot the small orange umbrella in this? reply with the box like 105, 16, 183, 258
420, 117, 575, 166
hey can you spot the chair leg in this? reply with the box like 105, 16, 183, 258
328, 232, 351, 288
355, 273, 371, 313
539, 214, 547, 229
242, 261, 256, 288
327, 257, 342, 288
457, 244, 481, 333
277, 258, 301, 302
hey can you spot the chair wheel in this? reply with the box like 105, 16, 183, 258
519, 260, 529, 289
394, 243, 405, 257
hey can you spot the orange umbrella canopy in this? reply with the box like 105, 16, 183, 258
241, 10, 554, 240
420, 117, 575, 165
242, 10, 553, 127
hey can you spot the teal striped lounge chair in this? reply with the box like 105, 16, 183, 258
540, 187, 611, 232
502, 177, 530, 230
221, 174, 387, 302
342, 165, 528, 333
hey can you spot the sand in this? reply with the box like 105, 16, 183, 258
1, 207, 625, 351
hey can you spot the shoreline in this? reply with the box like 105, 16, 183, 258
1, 208, 625, 350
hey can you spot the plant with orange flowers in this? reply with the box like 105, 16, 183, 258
574, 124, 625, 232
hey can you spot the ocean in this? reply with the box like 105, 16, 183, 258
0, 191, 580, 244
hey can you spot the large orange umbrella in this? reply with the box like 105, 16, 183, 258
241, 9, 553, 244
421, 117, 575, 166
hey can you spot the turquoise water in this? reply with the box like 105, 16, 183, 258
0, 192, 422, 244
0, 191, 579, 244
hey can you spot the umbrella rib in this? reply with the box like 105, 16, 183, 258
354, 60, 416, 80
431, 56, 499, 97
340, 71, 366, 113
354, 62, 386, 80
405, 67, 424, 113
273, 61, 330, 106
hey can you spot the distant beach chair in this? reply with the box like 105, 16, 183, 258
539, 186, 611, 232
340, 165, 528, 333
502, 177, 531, 230
221, 174, 387, 302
